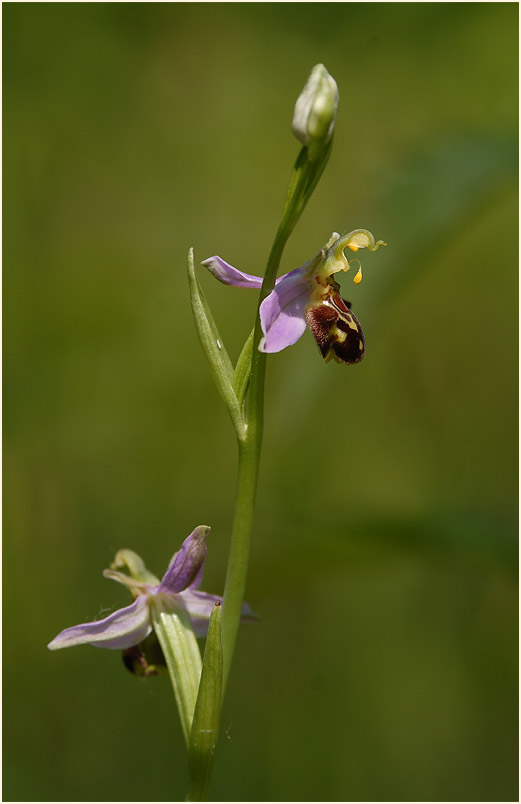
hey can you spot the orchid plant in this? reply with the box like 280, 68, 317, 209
48, 64, 386, 800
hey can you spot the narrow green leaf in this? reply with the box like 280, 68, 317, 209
232, 327, 254, 410
151, 598, 203, 747
187, 248, 245, 438
187, 602, 223, 802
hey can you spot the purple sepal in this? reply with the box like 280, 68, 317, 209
201, 256, 264, 289
47, 595, 152, 651
159, 525, 210, 594
259, 268, 309, 352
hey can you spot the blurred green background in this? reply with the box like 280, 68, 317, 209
3, 3, 518, 801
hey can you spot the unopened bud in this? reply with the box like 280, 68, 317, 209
292, 64, 338, 147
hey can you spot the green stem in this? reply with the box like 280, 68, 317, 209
220, 145, 330, 686
221, 432, 260, 687
220, 230, 293, 687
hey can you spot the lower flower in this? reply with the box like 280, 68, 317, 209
48, 526, 256, 651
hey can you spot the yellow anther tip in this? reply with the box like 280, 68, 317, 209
353, 267, 363, 284
348, 244, 359, 252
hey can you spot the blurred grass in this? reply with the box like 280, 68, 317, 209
3, 3, 518, 802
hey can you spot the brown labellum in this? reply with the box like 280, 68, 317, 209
305, 291, 365, 364
122, 645, 159, 676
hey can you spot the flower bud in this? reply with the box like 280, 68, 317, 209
292, 64, 338, 147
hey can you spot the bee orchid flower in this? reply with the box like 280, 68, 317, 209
202, 229, 386, 364
48, 526, 256, 651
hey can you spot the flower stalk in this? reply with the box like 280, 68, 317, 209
220, 114, 335, 686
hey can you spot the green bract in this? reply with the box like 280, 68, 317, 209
187, 248, 246, 440
188, 602, 223, 801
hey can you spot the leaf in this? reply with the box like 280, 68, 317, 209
233, 327, 254, 410
187, 249, 245, 438
187, 602, 223, 802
